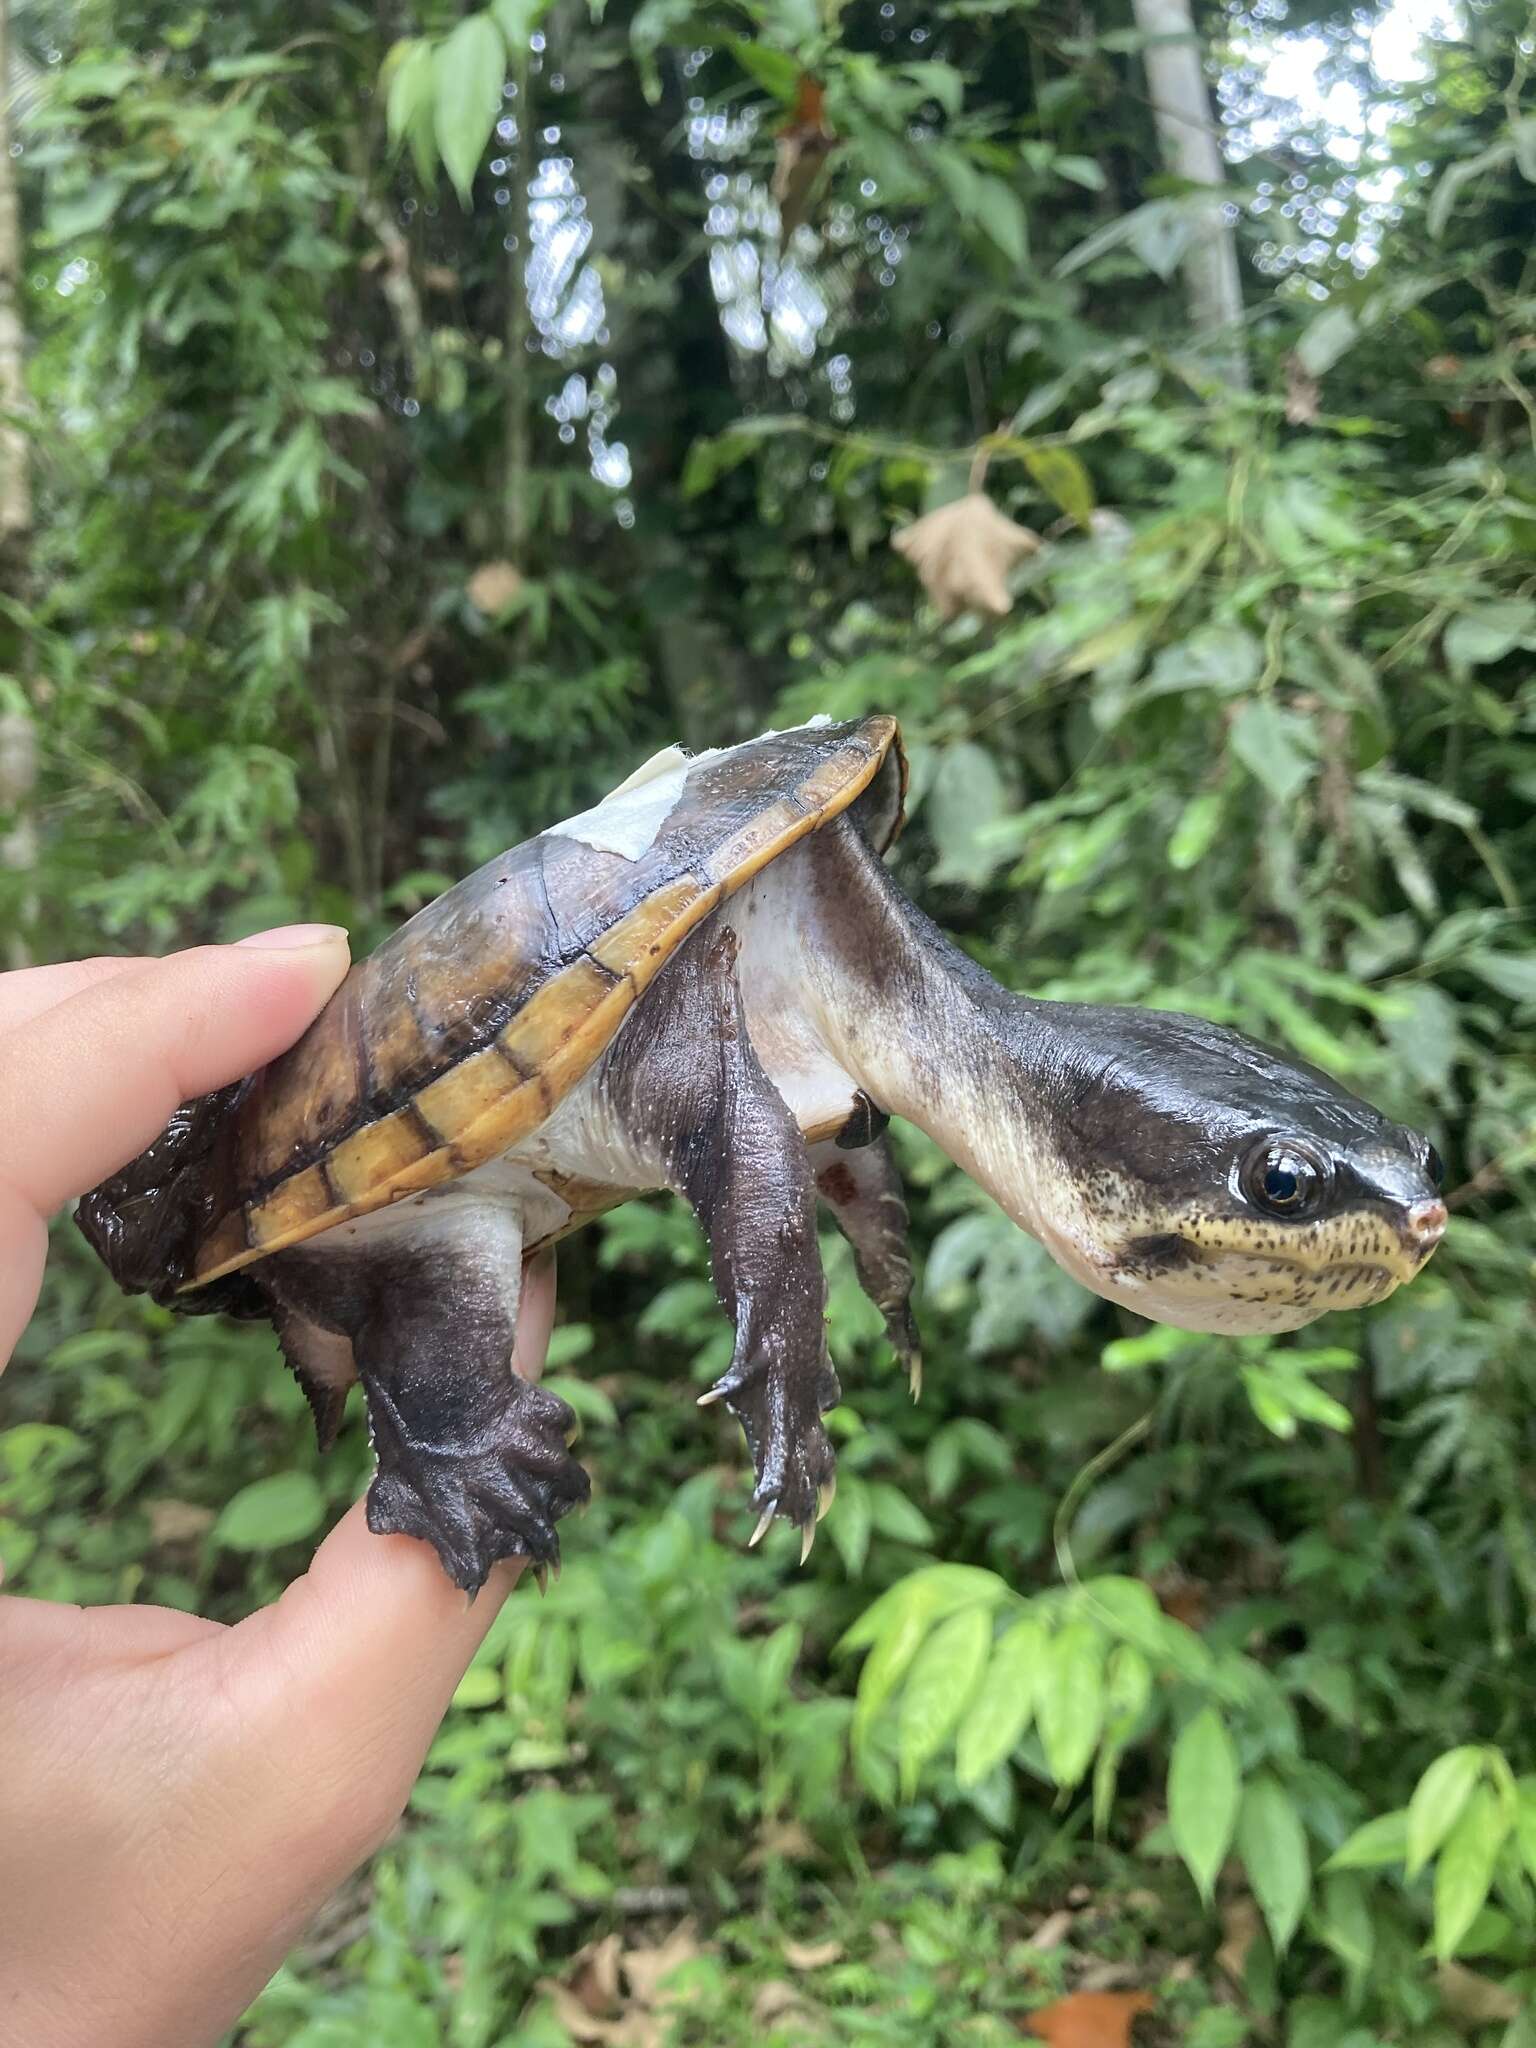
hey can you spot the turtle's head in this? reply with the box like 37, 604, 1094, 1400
1025, 1005, 1447, 1334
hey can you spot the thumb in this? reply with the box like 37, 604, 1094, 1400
0, 924, 353, 1218
221, 1251, 559, 1809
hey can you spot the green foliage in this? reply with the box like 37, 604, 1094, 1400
5, 0, 1536, 2037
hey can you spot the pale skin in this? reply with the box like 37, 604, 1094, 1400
0, 926, 554, 2048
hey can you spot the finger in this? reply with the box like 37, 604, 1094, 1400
223, 1253, 559, 1800
0, 956, 148, 1038
0, 926, 350, 1219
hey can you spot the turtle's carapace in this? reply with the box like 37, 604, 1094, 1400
77, 716, 1445, 1591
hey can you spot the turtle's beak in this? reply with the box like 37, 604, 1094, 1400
1395, 1197, 1447, 1273
1348, 1140, 1447, 1282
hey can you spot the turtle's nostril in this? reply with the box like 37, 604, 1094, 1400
1405, 1198, 1448, 1249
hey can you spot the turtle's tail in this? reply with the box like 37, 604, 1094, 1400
75, 1082, 266, 1318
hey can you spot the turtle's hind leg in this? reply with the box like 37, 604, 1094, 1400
603, 924, 838, 1550
264, 1209, 588, 1593
811, 1133, 923, 1399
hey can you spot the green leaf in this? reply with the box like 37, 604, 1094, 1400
1035, 1620, 1105, 1789
1168, 790, 1223, 871
1236, 1774, 1311, 1954
851, 1576, 980, 1749
1230, 701, 1316, 807
1407, 1745, 1485, 1879
44, 179, 127, 243
1168, 1707, 1241, 1904
1465, 951, 1536, 1002
213, 1471, 325, 1552
898, 1604, 994, 1797
1433, 1785, 1508, 1962
681, 429, 762, 499
955, 1614, 1047, 1787
1444, 602, 1536, 673
491, 0, 552, 46
1428, 132, 1519, 239
1022, 444, 1094, 528
1295, 305, 1359, 377
1315, 1873, 1375, 2008
928, 741, 1011, 888
839, 1564, 1008, 1655
1514, 1780, 1536, 1885
434, 15, 507, 204
1379, 982, 1461, 1096
1325, 1808, 1409, 1871
384, 36, 436, 156
1056, 197, 1197, 282
727, 36, 802, 100
972, 174, 1028, 265
1142, 625, 1260, 701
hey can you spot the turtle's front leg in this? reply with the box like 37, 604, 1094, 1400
264, 1211, 588, 1593
604, 923, 838, 1548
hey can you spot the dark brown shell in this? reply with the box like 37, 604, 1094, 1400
188, 716, 905, 1288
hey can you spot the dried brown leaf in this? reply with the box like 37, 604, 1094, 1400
1025, 1909, 1078, 1952
890, 492, 1040, 619
1435, 1961, 1522, 2025
1075, 1963, 1144, 1994
570, 1933, 624, 2016
744, 1818, 820, 1870
1023, 1989, 1156, 2048
146, 1499, 215, 1545
537, 1982, 630, 2044
621, 1918, 706, 2010
783, 1937, 843, 1971
1216, 1895, 1261, 1986
772, 75, 837, 250
466, 560, 524, 615
754, 1978, 808, 2024
1284, 352, 1320, 426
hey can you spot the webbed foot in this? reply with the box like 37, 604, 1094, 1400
366, 1375, 589, 1593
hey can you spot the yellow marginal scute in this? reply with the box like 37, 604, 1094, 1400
325, 1104, 439, 1205
187, 716, 902, 1289
247, 1164, 334, 1249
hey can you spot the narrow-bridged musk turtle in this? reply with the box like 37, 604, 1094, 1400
79, 715, 1448, 1590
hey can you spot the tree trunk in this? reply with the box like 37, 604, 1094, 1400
1130, 0, 1250, 390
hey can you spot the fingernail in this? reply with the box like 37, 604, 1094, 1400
235, 923, 349, 950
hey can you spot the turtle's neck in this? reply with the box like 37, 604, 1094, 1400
798, 820, 1078, 1254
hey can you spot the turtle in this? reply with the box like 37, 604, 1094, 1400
77, 714, 1448, 1592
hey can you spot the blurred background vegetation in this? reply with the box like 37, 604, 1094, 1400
2, 0, 1534, 2039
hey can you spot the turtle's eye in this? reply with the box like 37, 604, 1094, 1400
1424, 1142, 1446, 1192
1239, 1139, 1329, 1219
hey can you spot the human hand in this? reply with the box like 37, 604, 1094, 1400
0, 931, 554, 2048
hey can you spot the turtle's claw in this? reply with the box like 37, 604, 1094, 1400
799, 1521, 816, 1566
364, 1380, 590, 1594
749, 1500, 778, 1548
908, 1350, 924, 1402
817, 1473, 837, 1522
